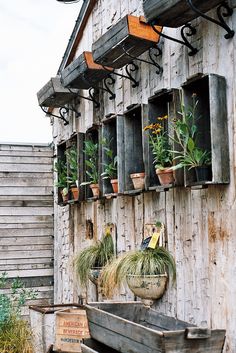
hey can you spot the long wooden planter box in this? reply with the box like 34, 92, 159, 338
61, 51, 111, 89
143, 0, 224, 28
85, 302, 226, 353
92, 15, 162, 69
37, 76, 78, 107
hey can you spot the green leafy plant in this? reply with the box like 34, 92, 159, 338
81, 139, 99, 185
101, 138, 117, 180
171, 94, 211, 169
65, 145, 78, 186
101, 246, 176, 298
75, 232, 115, 286
54, 157, 68, 195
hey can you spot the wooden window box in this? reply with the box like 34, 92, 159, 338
181, 73, 229, 187
92, 15, 162, 69
143, 0, 224, 28
37, 76, 78, 107
61, 51, 111, 89
117, 104, 146, 194
144, 89, 184, 190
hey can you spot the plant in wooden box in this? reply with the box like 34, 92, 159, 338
101, 138, 118, 193
144, 115, 177, 185
75, 231, 115, 286
101, 224, 176, 304
54, 158, 69, 203
65, 145, 79, 200
80, 139, 99, 198
171, 94, 211, 182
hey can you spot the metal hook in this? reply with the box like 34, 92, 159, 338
187, 0, 234, 39
151, 23, 198, 56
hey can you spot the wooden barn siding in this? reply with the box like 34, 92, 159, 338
0, 143, 54, 316
52, 1, 236, 352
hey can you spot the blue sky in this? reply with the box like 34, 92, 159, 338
0, 0, 81, 143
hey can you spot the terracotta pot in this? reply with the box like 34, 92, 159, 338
155, 168, 174, 185
90, 183, 100, 198
110, 179, 118, 193
88, 267, 103, 285
126, 274, 168, 300
130, 172, 145, 190
71, 187, 79, 200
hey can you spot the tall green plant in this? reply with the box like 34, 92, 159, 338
54, 158, 68, 189
101, 138, 117, 179
81, 139, 99, 185
66, 145, 78, 186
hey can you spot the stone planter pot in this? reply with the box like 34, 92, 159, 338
143, 0, 224, 28
90, 183, 100, 198
130, 172, 145, 190
88, 267, 103, 285
155, 168, 174, 185
126, 274, 168, 301
110, 178, 118, 193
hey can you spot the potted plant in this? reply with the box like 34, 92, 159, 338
54, 158, 69, 203
75, 232, 115, 286
81, 139, 100, 198
130, 172, 146, 190
144, 115, 177, 185
101, 138, 118, 193
171, 94, 211, 182
65, 145, 79, 200
101, 242, 176, 303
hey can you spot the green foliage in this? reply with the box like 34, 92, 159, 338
75, 233, 115, 286
65, 145, 78, 186
54, 157, 68, 191
101, 138, 117, 179
149, 132, 173, 170
81, 139, 99, 185
101, 247, 176, 298
172, 94, 211, 169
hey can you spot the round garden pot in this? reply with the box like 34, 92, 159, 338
126, 274, 168, 300
88, 267, 103, 285
90, 184, 100, 198
71, 187, 79, 200
110, 179, 118, 193
59, 188, 69, 203
155, 168, 174, 185
130, 172, 145, 190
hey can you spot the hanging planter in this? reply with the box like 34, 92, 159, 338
126, 274, 168, 301
143, 0, 226, 28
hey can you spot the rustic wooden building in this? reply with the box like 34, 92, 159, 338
0, 143, 54, 316
38, 0, 236, 352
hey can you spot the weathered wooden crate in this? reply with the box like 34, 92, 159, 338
85, 302, 226, 353
92, 15, 162, 69
143, 0, 224, 28
55, 308, 90, 353
81, 338, 120, 353
61, 51, 111, 89
37, 76, 78, 107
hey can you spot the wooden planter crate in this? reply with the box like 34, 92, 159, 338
61, 51, 111, 89
92, 15, 162, 69
85, 302, 226, 353
81, 339, 120, 353
37, 76, 78, 107
143, 0, 224, 28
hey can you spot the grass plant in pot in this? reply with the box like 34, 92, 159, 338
81, 139, 100, 198
101, 138, 118, 193
144, 115, 177, 186
66, 145, 79, 200
101, 241, 176, 304
54, 158, 69, 203
171, 94, 211, 182
75, 231, 115, 286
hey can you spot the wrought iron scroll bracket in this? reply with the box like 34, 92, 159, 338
102, 64, 139, 88
187, 0, 234, 39
151, 23, 198, 56
121, 44, 163, 75
68, 88, 100, 108
40, 106, 70, 126
93, 75, 116, 100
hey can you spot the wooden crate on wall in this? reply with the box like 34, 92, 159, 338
92, 15, 162, 69
143, 0, 224, 27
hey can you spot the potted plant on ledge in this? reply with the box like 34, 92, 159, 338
101, 138, 118, 193
54, 158, 69, 203
66, 145, 79, 200
81, 139, 100, 198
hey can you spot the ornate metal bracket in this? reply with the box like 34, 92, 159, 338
151, 23, 198, 56
103, 63, 139, 88
121, 44, 163, 75
187, 0, 234, 39
93, 75, 116, 100
40, 106, 71, 125
68, 88, 100, 108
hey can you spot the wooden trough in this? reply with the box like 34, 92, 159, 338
85, 302, 226, 353
92, 15, 162, 69
143, 0, 225, 28
37, 76, 78, 107
61, 51, 111, 89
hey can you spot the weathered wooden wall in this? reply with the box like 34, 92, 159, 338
52, 1, 236, 352
0, 143, 54, 316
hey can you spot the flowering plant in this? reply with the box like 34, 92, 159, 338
144, 115, 174, 170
